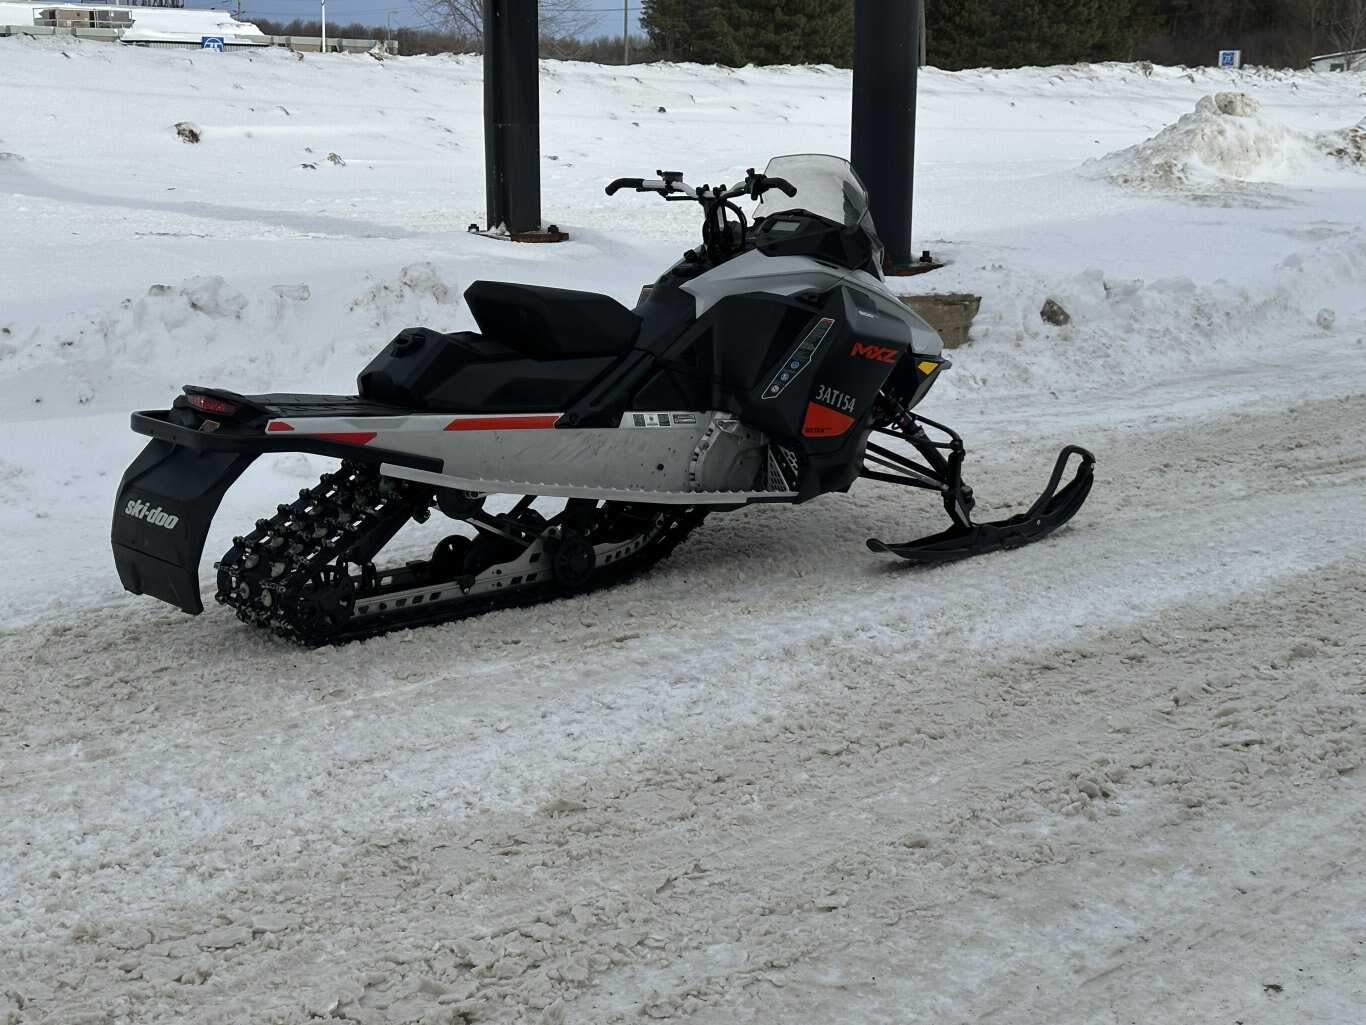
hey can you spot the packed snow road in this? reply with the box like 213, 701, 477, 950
3, 376, 1362, 1025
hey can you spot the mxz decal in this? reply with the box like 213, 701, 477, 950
850, 342, 899, 364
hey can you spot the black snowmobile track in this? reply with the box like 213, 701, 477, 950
215, 461, 707, 646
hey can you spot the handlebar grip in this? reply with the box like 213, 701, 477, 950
768, 178, 797, 197
605, 177, 645, 196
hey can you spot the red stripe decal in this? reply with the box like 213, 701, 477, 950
444, 415, 561, 432
304, 431, 378, 445
266, 421, 295, 432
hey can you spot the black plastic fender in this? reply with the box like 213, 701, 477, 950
112, 439, 259, 615
113, 402, 446, 615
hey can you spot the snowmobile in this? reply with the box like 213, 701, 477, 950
112, 154, 1094, 645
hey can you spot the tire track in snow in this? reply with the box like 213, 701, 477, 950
3, 553, 1361, 1023
362, 558, 1361, 1024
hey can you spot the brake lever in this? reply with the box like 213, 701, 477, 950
745, 168, 763, 200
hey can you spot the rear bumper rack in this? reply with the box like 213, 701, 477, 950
129, 409, 441, 471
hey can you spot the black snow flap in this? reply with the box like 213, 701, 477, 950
111, 438, 259, 615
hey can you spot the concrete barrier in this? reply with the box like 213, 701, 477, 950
900, 293, 982, 349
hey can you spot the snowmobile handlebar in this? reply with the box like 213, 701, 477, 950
604, 171, 690, 197
604, 177, 655, 195
605, 169, 797, 203
606, 166, 799, 266
743, 170, 797, 199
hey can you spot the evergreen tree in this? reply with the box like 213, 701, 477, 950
925, 0, 1151, 70
641, 0, 854, 66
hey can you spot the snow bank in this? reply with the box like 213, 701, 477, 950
1090, 91, 1366, 199
0, 263, 473, 412
927, 225, 1366, 406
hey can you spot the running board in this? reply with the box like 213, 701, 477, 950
379, 463, 798, 506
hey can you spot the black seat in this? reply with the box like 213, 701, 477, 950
357, 327, 616, 413
464, 281, 642, 359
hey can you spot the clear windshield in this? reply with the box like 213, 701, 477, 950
756, 154, 873, 230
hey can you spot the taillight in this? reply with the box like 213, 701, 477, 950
187, 393, 239, 415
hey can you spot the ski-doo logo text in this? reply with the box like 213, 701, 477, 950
850, 342, 898, 364
124, 499, 181, 530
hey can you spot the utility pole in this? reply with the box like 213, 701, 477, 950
623, 0, 629, 65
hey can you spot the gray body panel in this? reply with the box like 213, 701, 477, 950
267, 411, 795, 505
681, 250, 942, 358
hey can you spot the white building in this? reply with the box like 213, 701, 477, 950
1310, 48, 1366, 72
0, 0, 268, 48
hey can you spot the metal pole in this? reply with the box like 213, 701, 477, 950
320, 0, 326, 53
919, 2, 927, 68
484, 0, 541, 233
851, 0, 919, 269
623, 0, 628, 65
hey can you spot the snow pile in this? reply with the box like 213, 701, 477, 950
1091, 91, 1366, 199
0, 263, 471, 412
1319, 122, 1366, 167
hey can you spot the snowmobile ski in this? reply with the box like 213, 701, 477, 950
862, 412, 1095, 562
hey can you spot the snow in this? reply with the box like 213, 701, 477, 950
2, 38, 1365, 1024
1089, 89, 1366, 199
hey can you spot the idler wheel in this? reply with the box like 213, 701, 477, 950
430, 535, 473, 581
551, 536, 596, 590
291, 564, 356, 635
438, 488, 485, 518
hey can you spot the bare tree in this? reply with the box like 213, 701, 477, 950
1326, 0, 1366, 66
411, 0, 599, 49
1296, 0, 1366, 65
1295, 0, 1328, 37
